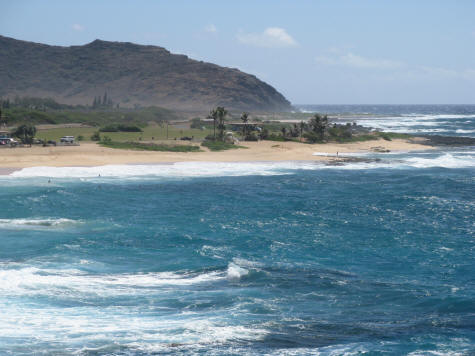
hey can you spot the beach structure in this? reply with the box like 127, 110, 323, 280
0, 131, 10, 138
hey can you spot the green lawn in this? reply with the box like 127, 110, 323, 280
34, 123, 412, 145
36, 125, 214, 142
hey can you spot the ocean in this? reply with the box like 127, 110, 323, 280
0, 105, 474, 355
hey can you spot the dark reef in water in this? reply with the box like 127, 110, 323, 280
325, 157, 381, 166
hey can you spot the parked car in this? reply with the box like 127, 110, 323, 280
60, 136, 74, 143
0, 138, 18, 146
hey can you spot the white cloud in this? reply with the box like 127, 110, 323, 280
204, 24, 217, 33
72, 24, 84, 31
315, 55, 338, 66
419, 65, 458, 78
342, 53, 404, 69
315, 51, 475, 82
465, 69, 475, 79
237, 27, 297, 48
316, 52, 404, 69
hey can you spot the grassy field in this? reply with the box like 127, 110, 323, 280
33, 122, 412, 145
36, 125, 214, 142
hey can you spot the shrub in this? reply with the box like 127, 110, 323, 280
259, 128, 269, 140
77, 135, 84, 141
100, 141, 201, 152
90, 131, 101, 141
201, 140, 246, 151
99, 124, 142, 132
117, 124, 142, 132
265, 134, 288, 142
244, 133, 259, 141
99, 125, 119, 132
303, 131, 323, 143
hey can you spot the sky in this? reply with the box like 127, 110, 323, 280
1, 0, 475, 105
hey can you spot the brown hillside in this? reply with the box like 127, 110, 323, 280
0, 36, 292, 112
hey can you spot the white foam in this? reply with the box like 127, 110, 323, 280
404, 153, 475, 168
3, 153, 473, 183
0, 264, 268, 349
0, 267, 225, 297
0, 306, 268, 348
339, 114, 475, 136
8, 161, 322, 179
313, 151, 371, 158
455, 129, 475, 134
226, 263, 249, 280
0, 218, 79, 230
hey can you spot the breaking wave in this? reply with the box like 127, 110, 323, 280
0, 218, 79, 230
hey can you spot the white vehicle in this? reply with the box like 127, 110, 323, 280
60, 136, 75, 143
0, 137, 18, 146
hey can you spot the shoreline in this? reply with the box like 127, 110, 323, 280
0, 139, 434, 173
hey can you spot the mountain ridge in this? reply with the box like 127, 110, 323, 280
0, 35, 292, 112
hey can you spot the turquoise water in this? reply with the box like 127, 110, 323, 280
1, 108, 474, 355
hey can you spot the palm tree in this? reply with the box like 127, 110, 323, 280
309, 114, 328, 141
207, 108, 218, 140
299, 120, 305, 142
216, 106, 227, 141
240, 112, 249, 138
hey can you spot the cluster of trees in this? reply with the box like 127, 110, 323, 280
0, 97, 71, 110
92, 92, 114, 109
12, 124, 37, 145
204, 107, 260, 142
239, 112, 254, 140
207, 106, 228, 141
277, 114, 355, 143
304, 114, 330, 143
196, 110, 357, 144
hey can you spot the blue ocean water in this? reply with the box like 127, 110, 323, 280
1, 106, 474, 355
297, 104, 475, 137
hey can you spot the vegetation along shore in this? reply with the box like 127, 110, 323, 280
0, 97, 446, 170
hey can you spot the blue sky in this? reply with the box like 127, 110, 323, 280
1, 0, 474, 104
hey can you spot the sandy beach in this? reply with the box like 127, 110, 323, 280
0, 138, 433, 170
